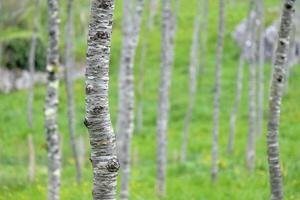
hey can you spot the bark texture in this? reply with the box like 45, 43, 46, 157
64, 0, 82, 184
27, 0, 39, 130
117, 0, 144, 199
267, 0, 295, 199
85, 0, 119, 199
181, 2, 201, 162
212, 0, 224, 182
45, 0, 61, 199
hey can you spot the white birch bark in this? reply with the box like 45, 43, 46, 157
246, 18, 257, 171
149, 0, 159, 29
181, 2, 201, 162
64, 0, 82, 184
267, 1, 295, 199
45, 0, 61, 199
211, 0, 224, 183
199, 0, 209, 74
85, 0, 119, 199
27, 0, 39, 130
118, 1, 144, 199
228, 2, 253, 154
256, 0, 265, 137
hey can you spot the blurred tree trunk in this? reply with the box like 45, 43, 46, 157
181, 2, 201, 162
199, 0, 209, 74
27, 0, 39, 182
149, 0, 159, 29
136, 40, 146, 132
63, 0, 82, 184
228, 1, 253, 154
45, 0, 61, 199
267, 1, 295, 199
256, 0, 265, 137
85, 0, 119, 199
246, 10, 257, 172
211, 0, 224, 183
118, 0, 144, 199
157, 0, 178, 196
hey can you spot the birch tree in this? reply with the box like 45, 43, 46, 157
156, 0, 179, 195
246, 10, 257, 171
199, 0, 209, 74
45, 0, 61, 199
27, 0, 39, 182
115, 0, 144, 199
149, 0, 159, 29
267, 0, 295, 199
256, 0, 265, 137
228, 2, 253, 154
63, 0, 82, 184
181, 2, 201, 162
211, 0, 224, 182
85, 0, 119, 199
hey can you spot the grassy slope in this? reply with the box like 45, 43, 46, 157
1, 0, 300, 199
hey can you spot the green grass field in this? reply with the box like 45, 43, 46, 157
1, 0, 300, 199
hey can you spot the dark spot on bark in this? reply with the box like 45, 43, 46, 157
285, 3, 292, 9
108, 20, 113, 26
93, 106, 104, 114
86, 84, 93, 94
277, 75, 283, 83
106, 158, 120, 172
98, 0, 112, 9
89, 157, 92, 163
93, 31, 109, 40
279, 40, 285, 46
84, 117, 91, 128
49, 30, 55, 36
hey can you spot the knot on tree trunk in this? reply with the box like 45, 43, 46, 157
106, 157, 120, 172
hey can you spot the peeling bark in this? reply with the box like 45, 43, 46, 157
267, 0, 295, 199
212, 0, 224, 183
181, 2, 201, 162
45, 0, 61, 199
85, 0, 119, 199
64, 0, 82, 184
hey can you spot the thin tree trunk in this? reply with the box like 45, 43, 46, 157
228, 1, 253, 154
199, 0, 209, 74
157, 0, 173, 196
181, 2, 201, 162
211, 0, 224, 183
256, 0, 265, 137
27, 0, 39, 182
246, 18, 257, 171
85, 0, 119, 199
27, 0, 39, 129
64, 0, 82, 184
28, 134, 36, 182
267, 1, 295, 199
149, 0, 159, 29
118, 1, 144, 199
45, 0, 61, 199
136, 40, 146, 132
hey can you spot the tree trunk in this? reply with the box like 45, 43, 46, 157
85, 0, 119, 199
181, 2, 201, 162
228, 1, 253, 154
117, 1, 144, 199
27, 0, 39, 129
28, 134, 36, 182
199, 0, 209, 74
246, 19, 257, 171
45, 0, 61, 199
149, 0, 159, 29
27, 0, 39, 182
64, 0, 82, 184
256, 0, 265, 137
136, 39, 146, 133
267, 1, 295, 199
211, 0, 224, 183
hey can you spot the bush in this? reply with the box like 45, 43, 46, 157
2, 36, 47, 71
